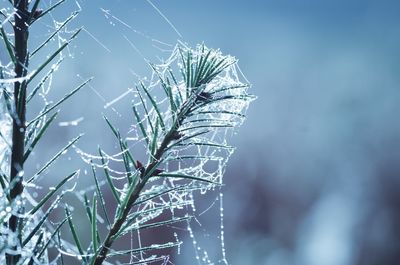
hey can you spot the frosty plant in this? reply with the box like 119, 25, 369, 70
0, 1, 254, 264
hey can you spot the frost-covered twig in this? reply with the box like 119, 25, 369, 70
7, 1, 30, 263
1, 1, 87, 264
88, 44, 254, 264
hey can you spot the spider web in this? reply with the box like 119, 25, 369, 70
74, 42, 253, 264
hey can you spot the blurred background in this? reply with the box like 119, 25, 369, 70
3, 0, 400, 264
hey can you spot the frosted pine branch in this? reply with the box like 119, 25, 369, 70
86, 44, 254, 264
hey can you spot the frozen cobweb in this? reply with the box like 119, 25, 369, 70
75, 42, 254, 264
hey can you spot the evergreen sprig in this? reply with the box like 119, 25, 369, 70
87, 44, 254, 264
0, 1, 87, 264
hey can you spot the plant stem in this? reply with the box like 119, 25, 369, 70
92, 97, 194, 264
6, 1, 29, 264
92, 180, 144, 265
93, 137, 175, 264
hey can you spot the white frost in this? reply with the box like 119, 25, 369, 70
0, 83, 12, 178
